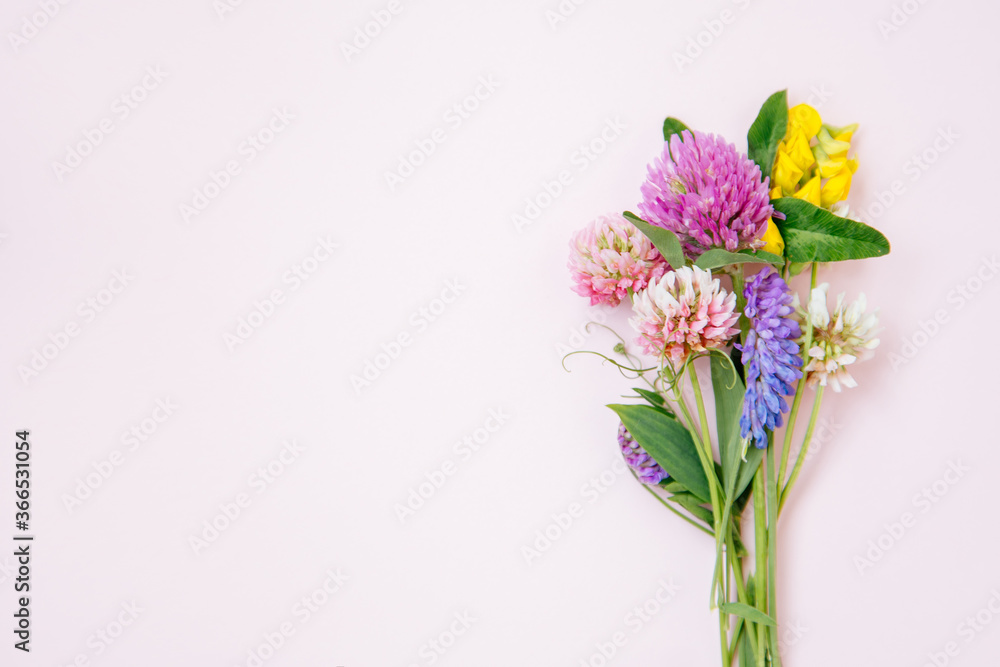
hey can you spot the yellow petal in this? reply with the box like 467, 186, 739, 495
792, 175, 821, 206
785, 129, 816, 172
760, 218, 784, 256
824, 123, 858, 141
812, 143, 846, 179
788, 104, 822, 139
820, 166, 853, 207
772, 151, 803, 194
770, 185, 782, 200
817, 127, 850, 159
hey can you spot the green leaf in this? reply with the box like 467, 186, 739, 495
712, 354, 745, 497
772, 198, 891, 262
662, 117, 690, 143
632, 388, 674, 414
734, 446, 763, 500
669, 492, 714, 526
729, 346, 745, 384
658, 479, 688, 495
694, 248, 783, 271
747, 90, 788, 177
608, 404, 709, 502
622, 211, 686, 269
731, 525, 748, 558
721, 602, 777, 628
788, 261, 809, 276
632, 387, 664, 407
737, 624, 753, 667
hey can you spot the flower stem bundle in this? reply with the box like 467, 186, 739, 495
566, 90, 889, 665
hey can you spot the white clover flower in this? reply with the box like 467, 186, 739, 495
799, 284, 879, 392
630, 266, 739, 365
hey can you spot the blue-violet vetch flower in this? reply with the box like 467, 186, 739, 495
738, 269, 802, 448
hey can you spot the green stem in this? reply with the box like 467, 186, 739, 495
719, 605, 731, 667
778, 262, 816, 488
687, 363, 721, 519
636, 476, 715, 536
778, 388, 803, 489
766, 435, 782, 667
728, 522, 759, 660
780, 385, 825, 514
685, 363, 726, 612
728, 621, 743, 664
752, 467, 767, 667
732, 266, 748, 345
673, 392, 701, 441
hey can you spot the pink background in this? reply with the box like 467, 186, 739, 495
2, 0, 998, 664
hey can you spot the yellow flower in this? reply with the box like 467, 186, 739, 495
792, 175, 821, 206
824, 123, 858, 143
760, 218, 784, 256
820, 159, 858, 207
784, 128, 816, 172
772, 151, 803, 194
812, 143, 846, 179
816, 127, 850, 159
771, 104, 860, 210
787, 104, 821, 139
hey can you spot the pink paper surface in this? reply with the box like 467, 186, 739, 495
1, 0, 997, 665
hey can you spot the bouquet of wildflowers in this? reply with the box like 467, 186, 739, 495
566, 91, 889, 666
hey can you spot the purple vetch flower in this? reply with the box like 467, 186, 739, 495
737, 269, 802, 449
619, 422, 668, 485
638, 131, 774, 258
